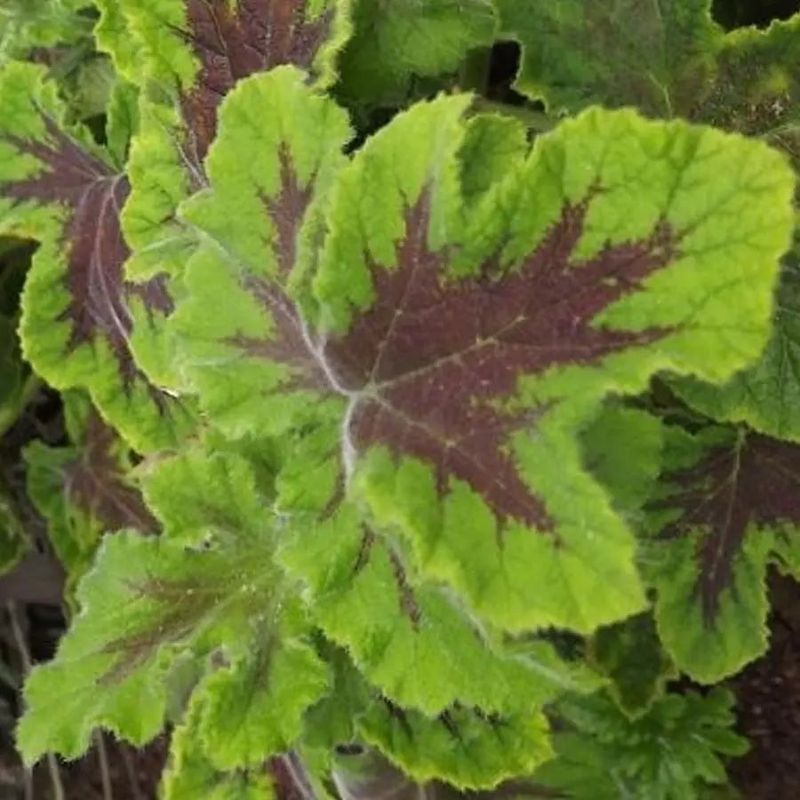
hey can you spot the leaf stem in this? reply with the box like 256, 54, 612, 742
95, 730, 114, 800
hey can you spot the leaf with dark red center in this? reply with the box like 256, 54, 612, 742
94, 0, 352, 291
25, 393, 158, 601
647, 423, 800, 682
176, 69, 794, 638
0, 62, 194, 451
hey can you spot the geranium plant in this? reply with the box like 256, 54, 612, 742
0, 1, 797, 798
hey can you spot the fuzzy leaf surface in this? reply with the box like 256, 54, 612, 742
177, 67, 794, 637
0, 62, 194, 450
647, 424, 800, 682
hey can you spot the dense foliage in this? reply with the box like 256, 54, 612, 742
0, 1, 797, 797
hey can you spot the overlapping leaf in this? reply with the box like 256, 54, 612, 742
25, 393, 157, 600
16, 447, 321, 768
94, 0, 352, 291
176, 65, 794, 644
336, 0, 497, 109
0, 62, 194, 451
646, 423, 800, 682
533, 688, 748, 800
495, 0, 724, 117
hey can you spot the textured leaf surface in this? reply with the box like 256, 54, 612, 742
162, 702, 276, 800
0, 0, 94, 62
359, 701, 552, 791
97, 0, 352, 289
337, 0, 496, 108
0, 62, 194, 451
16, 447, 289, 764
647, 424, 800, 682
495, 0, 723, 116
534, 688, 747, 800
178, 68, 794, 637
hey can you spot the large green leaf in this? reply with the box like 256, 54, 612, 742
175, 65, 794, 640
0, 61, 195, 451
495, 0, 724, 117
646, 423, 800, 682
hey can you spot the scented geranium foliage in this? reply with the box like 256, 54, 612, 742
0, 1, 798, 798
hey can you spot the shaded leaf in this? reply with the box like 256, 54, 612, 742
647, 424, 800, 681
495, 0, 723, 117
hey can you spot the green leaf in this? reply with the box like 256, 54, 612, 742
162, 701, 276, 800
581, 403, 665, 517
672, 248, 800, 441
16, 447, 288, 764
588, 613, 675, 718
24, 394, 158, 601
177, 66, 794, 640
534, 688, 748, 800
0, 61, 195, 451
194, 638, 329, 770
495, 0, 724, 117
359, 701, 552, 791
0, 0, 95, 63
336, 0, 497, 108
646, 424, 800, 682
691, 13, 800, 171
0, 479, 27, 576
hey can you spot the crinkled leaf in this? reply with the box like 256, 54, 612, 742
177, 67, 794, 639
0, 61, 195, 451
194, 638, 329, 770
24, 395, 157, 600
16, 446, 288, 764
495, 0, 723, 116
0, 480, 27, 576
95, 0, 352, 289
162, 701, 276, 800
336, 0, 496, 109
588, 613, 675, 718
359, 701, 552, 791
534, 688, 748, 800
646, 424, 800, 682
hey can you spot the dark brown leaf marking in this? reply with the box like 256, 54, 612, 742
180, 0, 335, 164
388, 546, 421, 629
659, 432, 800, 626
323, 193, 677, 527
3, 117, 174, 402
64, 409, 159, 535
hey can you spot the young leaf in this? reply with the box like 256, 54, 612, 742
647, 424, 800, 682
336, 0, 497, 109
0, 62, 194, 451
495, 0, 723, 116
24, 395, 157, 600
177, 66, 795, 636
534, 688, 748, 800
